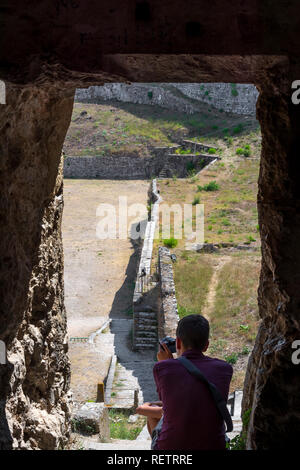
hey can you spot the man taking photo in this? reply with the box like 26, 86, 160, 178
136, 314, 233, 450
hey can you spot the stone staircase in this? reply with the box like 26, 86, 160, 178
133, 310, 158, 350
158, 166, 169, 178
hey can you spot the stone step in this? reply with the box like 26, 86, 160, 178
135, 325, 157, 331
135, 311, 157, 319
134, 343, 157, 349
135, 334, 157, 341
136, 320, 157, 327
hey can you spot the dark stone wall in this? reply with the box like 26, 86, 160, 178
1, 1, 300, 86
63, 152, 215, 179
0, 84, 74, 449
242, 64, 300, 449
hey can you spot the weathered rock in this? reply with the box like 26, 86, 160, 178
0, 84, 74, 449
72, 403, 109, 441
196, 243, 219, 253
242, 65, 300, 449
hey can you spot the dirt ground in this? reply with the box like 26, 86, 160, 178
63, 179, 149, 401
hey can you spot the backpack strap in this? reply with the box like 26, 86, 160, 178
177, 355, 233, 433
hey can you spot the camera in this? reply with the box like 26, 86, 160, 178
160, 336, 176, 353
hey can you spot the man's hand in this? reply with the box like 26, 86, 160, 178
135, 402, 163, 418
157, 341, 173, 361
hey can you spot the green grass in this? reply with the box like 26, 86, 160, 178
163, 237, 178, 248
64, 99, 260, 157
197, 181, 220, 192
108, 410, 145, 440
173, 253, 214, 317
209, 253, 260, 345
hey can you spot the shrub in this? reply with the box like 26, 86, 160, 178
225, 352, 238, 364
240, 324, 249, 331
225, 136, 233, 145
236, 146, 251, 157
192, 196, 200, 205
208, 148, 217, 154
163, 237, 178, 248
197, 181, 219, 192
231, 83, 238, 97
176, 148, 193, 155
222, 218, 231, 226
188, 168, 196, 178
232, 123, 244, 134
186, 161, 195, 173
243, 148, 251, 157
241, 346, 250, 355
226, 409, 251, 450
178, 305, 195, 319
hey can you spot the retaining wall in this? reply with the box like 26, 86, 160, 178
75, 82, 258, 116
133, 179, 160, 306
157, 247, 179, 340
63, 151, 217, 179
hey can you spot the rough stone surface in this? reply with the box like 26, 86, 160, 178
242, 68, 300, 449
0, 84, 74, 449
157, 247, 179, 340
72, 403, 109, 441
75, 82, 258, 115
63, 151, 215, 179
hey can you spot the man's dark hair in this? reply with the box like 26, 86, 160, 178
176, 314, 209, 351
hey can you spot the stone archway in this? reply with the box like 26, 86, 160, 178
1, 2, 300, 450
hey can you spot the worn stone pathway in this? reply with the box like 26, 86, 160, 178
98, 318, 158, 407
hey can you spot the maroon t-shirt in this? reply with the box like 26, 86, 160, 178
153, 349, 233, 450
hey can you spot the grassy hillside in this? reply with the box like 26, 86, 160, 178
155, 130, 261, 246
63, 99, 259, 156
152, 130, 261, 391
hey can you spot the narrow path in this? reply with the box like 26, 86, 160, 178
202, 256, 231, 321
97, 318, 157, 407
